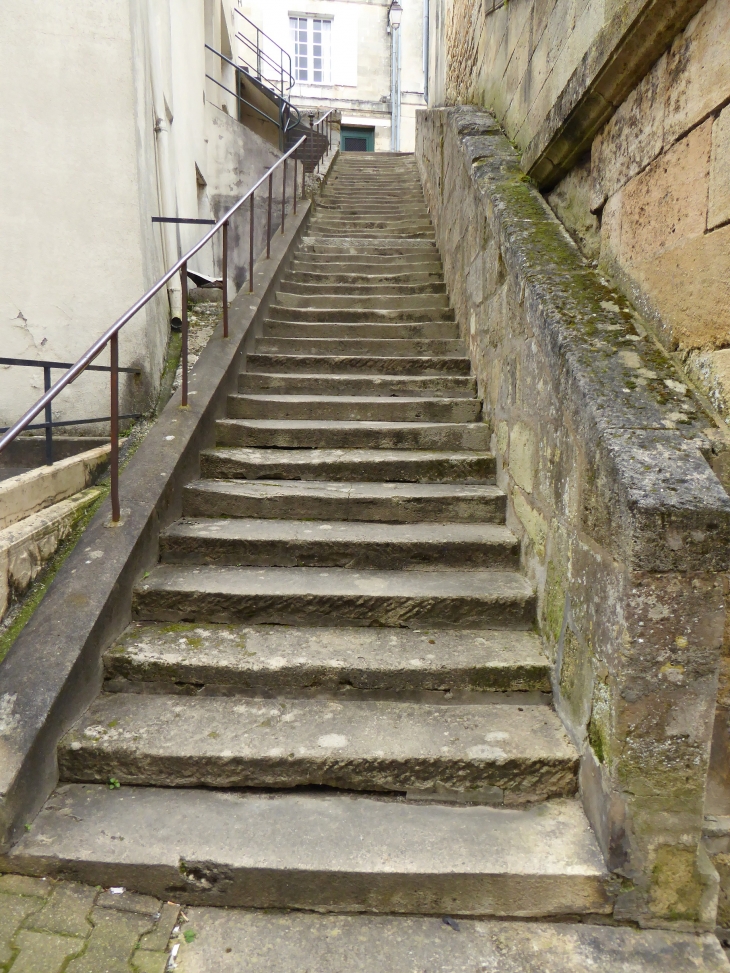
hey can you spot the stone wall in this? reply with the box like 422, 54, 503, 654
416, 105, 730, 926
550, 0, 730, 422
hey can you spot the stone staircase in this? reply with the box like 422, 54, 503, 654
10, 154, 611, 918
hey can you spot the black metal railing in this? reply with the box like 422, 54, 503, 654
233, 9, 294, 96
206, 44, 301, 142
0, 133, 324, 523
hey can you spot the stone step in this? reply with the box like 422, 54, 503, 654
133, 565, 536, 629
266, 305, 456, 323
278, 280, 447, 296
309, 220, 434, 234
291, 261, 443, 276
103, 623, 552, 695
255, 338, 464, 357
226, 394, 482, 423
274, 292, 451, 311
214, 419, 490, 451
239, 372, 477, 398
262, 320, 459, 339
59, 694, 577, 802
183, 480, 507, 524
6, 786, 612, 915
285, 269, 444, 284
148, 910, 730, 972
316, 204, 429, 217
197, 448, 494, 485
160, 519, 519, 570
309, 229, 436, 239
245, 353, 472, 375
299, 239, 438, 255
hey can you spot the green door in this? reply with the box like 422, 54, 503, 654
341, 126, 375, 152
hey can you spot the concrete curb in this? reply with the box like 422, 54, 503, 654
0, 191, 316, 850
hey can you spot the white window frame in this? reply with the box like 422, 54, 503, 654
289, 15, 332, 84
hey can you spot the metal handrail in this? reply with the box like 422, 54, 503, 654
206, 44, 301, 137
233, 8, 294, 93
0, 134, 309, 522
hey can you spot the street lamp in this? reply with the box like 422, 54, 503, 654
389, 1, 403, 150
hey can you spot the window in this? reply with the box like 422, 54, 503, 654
290, 16, 331, 83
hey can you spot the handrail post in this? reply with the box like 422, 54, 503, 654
181, 261, 189, 407
43, 365, 53, 465
267, 173, 273, 258
110, 333, 120, 523
293, 156, 298, 215
282, 159, 286, 234
222, 221, 229, 338
249, 193, 255, 292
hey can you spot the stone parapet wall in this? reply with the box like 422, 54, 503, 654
416, 104, 730, 926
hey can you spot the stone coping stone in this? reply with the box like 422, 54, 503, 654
0, 165, 325, 851
430, 107, 730, 573
173, 909, 730, 973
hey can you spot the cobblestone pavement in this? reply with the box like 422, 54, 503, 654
0, 874, 181, 973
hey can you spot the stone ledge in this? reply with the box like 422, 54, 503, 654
523, 0, 708, 188
427, 106, 730, 573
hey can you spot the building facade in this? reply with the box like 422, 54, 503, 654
237, 0, 427, 152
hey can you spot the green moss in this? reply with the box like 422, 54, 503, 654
0, 487, 108, 665
543, 559, 566, 646
650, 845, 703, 922
588, 718, 606, 763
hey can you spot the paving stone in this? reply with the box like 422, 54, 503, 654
8, 929, 85, 973
130, 948, 169, 973
64, 908, 155, 973
0, 876, 51, 898
96, 890, 160, 916
173, 910, 730, 973
0, 896, 45, 965
137, 903, 180, 951
26, 881, 96, 937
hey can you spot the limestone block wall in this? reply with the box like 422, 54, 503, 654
417, 105, 730, 926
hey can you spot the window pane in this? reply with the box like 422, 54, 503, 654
290, 17, 308, 82
312, 19, 330, 84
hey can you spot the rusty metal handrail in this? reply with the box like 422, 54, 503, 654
0, 134, 308, 523
310, 109, 336, 175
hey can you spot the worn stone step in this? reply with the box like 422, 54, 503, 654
285, 269, 444, 284
103, 624, 551, 695
266, 305, 456, 324
183, 480, 507, 524
239, 372, 477, 398
310, 229, 436, 239
262, 320, 459, 339
274, 292, 450, 312
278, 280, 447, 296
255, 338, 464, 357
317, 204, 429, 217
149, 910, 730, 972
226, 394, 482, 423
309, 220, 434, 234
198, 448, 494, 485
6, 786, 611, 915
245, 353, 471, 375
291, 261, 443, 277
160, 519, 518, 570
299, 239, 438, 255
59, 694, 577, 802
215, 419, 490, 451
133, 565, 536, 629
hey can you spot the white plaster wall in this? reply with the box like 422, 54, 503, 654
0, 0, 279, 435
241, 0, 425, 150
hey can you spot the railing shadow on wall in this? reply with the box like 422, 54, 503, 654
0, 134, 317, 525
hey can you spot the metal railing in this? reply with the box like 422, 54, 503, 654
233, 9, 294, 96
206, 44, 301, 142
0, 358, 140, 466
0, 135, 313, 524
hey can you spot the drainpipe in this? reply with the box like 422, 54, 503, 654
423, 0, 429, 105
147, 2, 182, 325
389, 2, 403, 151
